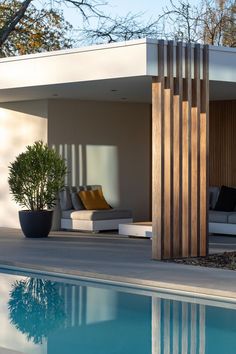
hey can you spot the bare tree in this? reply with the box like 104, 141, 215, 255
80, 0, 236, 47
202, 0, 236, 46
161, 0, 236, 46
78, 13, 163, 44
162, 0, 203, 42
0, 0, 106, 48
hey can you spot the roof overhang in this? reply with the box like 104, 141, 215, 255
0, 39, 236, 103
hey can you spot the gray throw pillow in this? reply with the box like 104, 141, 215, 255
59, 188, 73, 211
71, 191, 85, 210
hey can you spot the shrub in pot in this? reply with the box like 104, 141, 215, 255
8, 141, 66, 238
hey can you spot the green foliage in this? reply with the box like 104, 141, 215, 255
8, 277, 66, 344
0, 0, 73, 57
8, 141, 67, 211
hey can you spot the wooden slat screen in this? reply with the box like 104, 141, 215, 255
152, 41, 209, 259
209, 100, 236, 187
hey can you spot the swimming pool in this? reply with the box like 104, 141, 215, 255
0, 268, 235, 354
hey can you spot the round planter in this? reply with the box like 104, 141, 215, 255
19, 210, 53, 238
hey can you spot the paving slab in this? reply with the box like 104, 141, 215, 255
0, 228, 236, 301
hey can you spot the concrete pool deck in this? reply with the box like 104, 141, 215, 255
0, 227, 236, 301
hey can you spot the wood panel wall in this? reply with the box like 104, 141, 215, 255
152, 41, 209, 260
209, 100, 236, 187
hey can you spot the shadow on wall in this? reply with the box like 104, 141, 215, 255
51, 143, 120, 207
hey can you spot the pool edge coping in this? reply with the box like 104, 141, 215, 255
1, 260, 236, 304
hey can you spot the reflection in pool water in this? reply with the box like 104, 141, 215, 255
0, 270, 235, 354
8, 278, 65, 344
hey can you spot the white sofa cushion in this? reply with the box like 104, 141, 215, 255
62, 209, 132, 221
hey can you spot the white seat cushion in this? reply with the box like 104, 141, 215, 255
62, 209, 132, 221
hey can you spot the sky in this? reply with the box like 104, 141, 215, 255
61, 0, 200, 29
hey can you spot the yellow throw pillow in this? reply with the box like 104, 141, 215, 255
78, 189, 111, 210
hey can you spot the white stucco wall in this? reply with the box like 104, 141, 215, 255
0, 100, 48, 228
48, 99, 151, 221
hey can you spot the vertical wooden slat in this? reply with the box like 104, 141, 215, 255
164, 87, 171, 258
169, 41, 174, 258
173, 94, 180, 256
152, 81, 162, 260
191, 44, 201, 256
200, 45, 209, 257
163, 41, 174, 258
182, 100, 190, 257
173, 42, 183, 257
191, 107, 198, 256
152, 40, 165, 260
182, 43, 192, 257
200, 112, 207, 256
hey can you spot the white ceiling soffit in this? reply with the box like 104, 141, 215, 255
0, 77, 236, 103
0, 77, 153, 103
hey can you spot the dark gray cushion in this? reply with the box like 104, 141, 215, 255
62, 209, 132, 221
209, 210, 229, 223
214, 185, 236, 212
209, 186, 220, 210
71, 192, 85, 210
59, 188, 73, 211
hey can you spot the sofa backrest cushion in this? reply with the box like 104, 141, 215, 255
71, 190, 85, 210
59, 187, 73, 211
209, 186, 220, 210
59, 185, 103, 211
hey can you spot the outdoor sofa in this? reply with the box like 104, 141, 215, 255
59, 185, 133, 232
209, 186, 236, 235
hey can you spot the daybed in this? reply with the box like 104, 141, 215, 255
209, 186, 236, 235
59, 185, 133, 232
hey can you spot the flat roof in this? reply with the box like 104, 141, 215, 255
0, 39, 236, 103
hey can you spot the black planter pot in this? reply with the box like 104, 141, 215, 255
19, 210, 53, 238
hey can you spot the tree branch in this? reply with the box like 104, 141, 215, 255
0, 0, 33, 46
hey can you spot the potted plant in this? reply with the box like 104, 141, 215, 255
8, 141, 66, 238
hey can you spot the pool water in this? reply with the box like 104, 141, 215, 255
0, 269, 235, 354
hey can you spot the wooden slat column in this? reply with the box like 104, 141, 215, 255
152, 41, 209, 260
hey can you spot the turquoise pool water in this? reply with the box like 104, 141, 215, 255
0, 269, 235, 354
